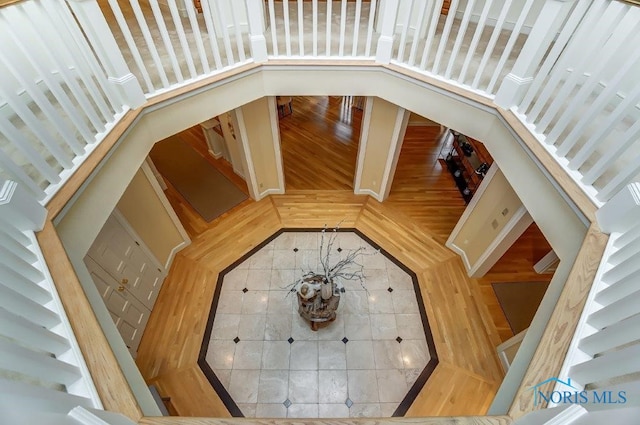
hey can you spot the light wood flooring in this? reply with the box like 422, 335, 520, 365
137, 96, 552, 417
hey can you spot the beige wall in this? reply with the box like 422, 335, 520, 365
237, 96, 283, 197
116, 168, 184, 266
451, 168, 524, 265
358, 97, 402, 195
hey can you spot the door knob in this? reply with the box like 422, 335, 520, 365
121, 278, 129, 284
117, 285, 125, 292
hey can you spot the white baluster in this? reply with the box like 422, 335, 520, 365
312, 0, 318, 56
0, 117, 60, 185
338, 0, 347, 56
351, 0, 362, 56
528, 1, 623, 125
595, 270, 640, 306
581, 115, 640, 187
166, 0, 197, 79
518, 0, 593, 113
229, 0, 246, 62
609, 235, 640, 266
64, 0, 146, 108
443, 0, 475, 79
494, 0, 576, 108
19, 2, 106, 132
268, 0, 279, 56
148, 0, 184, 82
407, 0, 428, 67
0, 229, 37, 266
283, 0, 292, 56
0, 262, 51, 305
0, 180, 46, 232
213, 0, 236, 65
596, 182, 640, 233
246, 0, 268, 62
200, 0, 224, 68
396, 0, 414, 62
184, 0, 211, 74
554, 48, 640, 158
326, 0, 332, 56
0, 152, 45, 199
48, 0, 122, 109
0, 16, 94, 144
614, 222, 640, 250
0, 308, 70, 356
570, 342, 640, 385
431, 0, 459, 74
375, 0, 400, 63
486, 0, 536, 94
458, 0, 493, 83
364, 0, 377, 57
104, 0, 155, 93
31, 1, 114, 124
419, 0, 445, 70
579, 314, 640, 357
298, 0, 304, 55
0, 283, 59, 329
471, 0, 512, 88
0, 339, 81, 386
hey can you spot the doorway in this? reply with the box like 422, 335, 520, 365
278, 96, 362, 190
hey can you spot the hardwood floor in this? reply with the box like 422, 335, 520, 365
137, 97, 553, 417
279, 96, 361, 190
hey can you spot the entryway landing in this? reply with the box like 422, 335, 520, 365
135, 192, 504, 417
200, 229, 437, 418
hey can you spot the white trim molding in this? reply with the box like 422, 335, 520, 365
380, 107, 410, 201
353, 96, 373, 195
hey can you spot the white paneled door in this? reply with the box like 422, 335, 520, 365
84, 212, 166, 356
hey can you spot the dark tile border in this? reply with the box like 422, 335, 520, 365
197, 228, 438, 418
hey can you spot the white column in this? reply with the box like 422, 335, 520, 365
374, 0, 400, 64
245, 0, 269, 62
596, 183, 640, 234
65, 0, 146, 109
0, 180, 47, 232
494, 0, 576, 109
200, 118, 225, 158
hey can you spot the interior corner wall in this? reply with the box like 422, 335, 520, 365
116, 168, 184, 267
450, 167, 525, 266
237, 96, 284, 198
356, 97, 403, 197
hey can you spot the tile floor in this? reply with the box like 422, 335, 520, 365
204, 231, 431, 418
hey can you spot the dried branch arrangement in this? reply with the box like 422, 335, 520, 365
285, 224, 379, 296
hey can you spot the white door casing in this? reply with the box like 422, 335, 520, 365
87, 213, 165, 310
84, 211, 166, 356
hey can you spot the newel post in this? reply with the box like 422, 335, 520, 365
0, 180, 46, 232
375, 0, 400, 64
64, 0, 146, 109
494, 0, 576, 109
596, 182, 640, 234
245, 0, 269, 62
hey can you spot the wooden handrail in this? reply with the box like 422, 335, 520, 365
507, 224, 608, 419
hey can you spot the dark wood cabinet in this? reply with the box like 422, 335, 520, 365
440, 130, 493, 203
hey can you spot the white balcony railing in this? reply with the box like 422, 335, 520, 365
1, 0, 640, 421
555, 183, 640, 404
0, 179, 108, 422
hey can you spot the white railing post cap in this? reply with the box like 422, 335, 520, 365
596, 182, 640, 234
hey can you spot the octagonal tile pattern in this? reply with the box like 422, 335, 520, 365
198, 229, 437, 418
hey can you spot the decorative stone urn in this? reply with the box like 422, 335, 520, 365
296, 274, 340, 331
